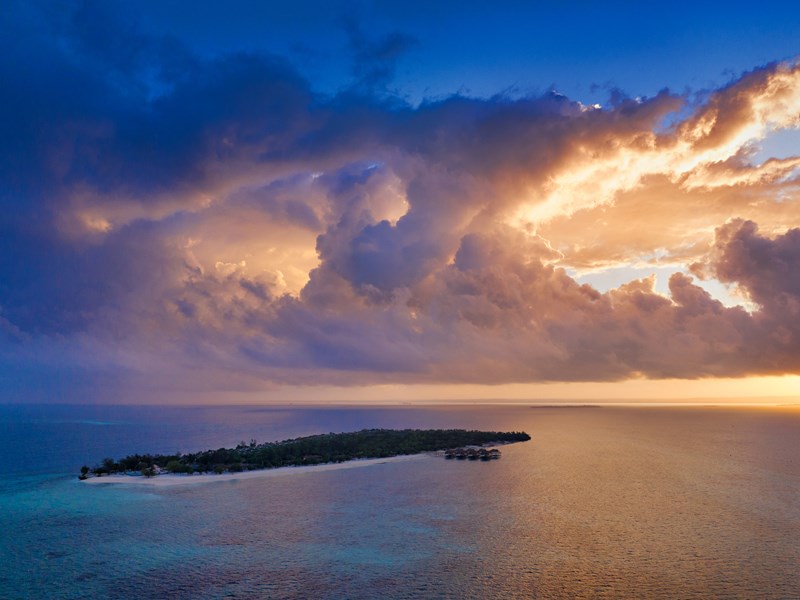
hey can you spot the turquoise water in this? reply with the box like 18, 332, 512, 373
2, 404, 799, 599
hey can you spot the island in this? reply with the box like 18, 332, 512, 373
79, 428, 531, 480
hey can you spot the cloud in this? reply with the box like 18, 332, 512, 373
709, 220, 800, 320
2, 2, 800, 400
343, 18, 418, 92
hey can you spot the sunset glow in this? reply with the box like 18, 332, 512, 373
8, 6, 800, 600
2, 2, 800, 405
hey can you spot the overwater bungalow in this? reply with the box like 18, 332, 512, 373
443, 446, 502, 461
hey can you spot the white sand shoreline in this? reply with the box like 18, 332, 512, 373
81, 453, 433, 486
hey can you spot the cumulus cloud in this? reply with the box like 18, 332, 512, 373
2, 2, 800, 400
708, 220, 800, 321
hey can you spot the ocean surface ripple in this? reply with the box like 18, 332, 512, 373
1, 404, 799, 599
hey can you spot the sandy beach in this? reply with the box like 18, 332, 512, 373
81, 453, 433, 486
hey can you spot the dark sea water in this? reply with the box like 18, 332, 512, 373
1, 404, 799, 599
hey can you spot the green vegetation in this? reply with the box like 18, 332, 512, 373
81, 428, 531, 479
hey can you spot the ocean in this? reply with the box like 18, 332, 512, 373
1, 404, 798, 599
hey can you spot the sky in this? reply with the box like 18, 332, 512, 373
2, 0, 800, 404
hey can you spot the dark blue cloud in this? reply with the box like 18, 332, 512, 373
344, 18, 418, 93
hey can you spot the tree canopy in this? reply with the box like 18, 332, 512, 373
82, 428, 531, 478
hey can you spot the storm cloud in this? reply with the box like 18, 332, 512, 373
2, 2, 800, 400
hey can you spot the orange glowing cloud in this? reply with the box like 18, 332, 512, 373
3, 53, 800, 401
